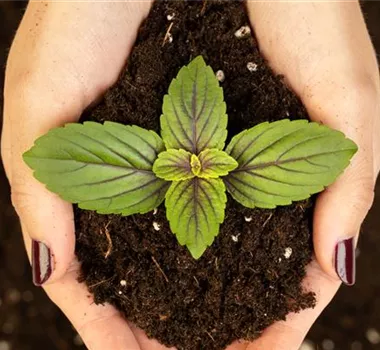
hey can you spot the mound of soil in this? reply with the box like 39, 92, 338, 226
73, 1, 316, 349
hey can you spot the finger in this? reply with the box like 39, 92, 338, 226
7, 100, 80, 285
20, 224, 142, 350
5, 65, 86, 285
313, 164, 374, 285
3, 1, 151, 285
246, 2, 379, 100
245, 260, 340, 350
306, 91, 375, 285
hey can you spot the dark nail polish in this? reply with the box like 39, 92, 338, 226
32, 240, 52, 286
335, 237, 356, 286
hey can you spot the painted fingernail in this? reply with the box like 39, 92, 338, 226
335, 237, 356, 286
32, 240, 52, 286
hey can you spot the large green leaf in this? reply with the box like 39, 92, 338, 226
225, 119, 358, 209
23, 122, 169, 215
198, 149, 238, 178
153, 149, 194, 181
160, 56, 227, 154
165, 177, 227, 259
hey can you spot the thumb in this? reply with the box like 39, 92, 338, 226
313, 159, 374, 285
308, 90, 376, 286
6, 96, 84, 286
12, 185, 76, 286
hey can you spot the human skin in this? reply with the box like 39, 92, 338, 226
1, 1, 379, 350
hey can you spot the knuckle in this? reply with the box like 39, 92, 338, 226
355, 186, 374, 213
348, 177, 375, 213
10, 188, 34, 216
307, 75, 379, 126
345, 80, 378, 115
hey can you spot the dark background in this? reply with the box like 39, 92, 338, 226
0, 2, 379, 350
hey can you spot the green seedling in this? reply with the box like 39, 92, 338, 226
23, 56, 357, 259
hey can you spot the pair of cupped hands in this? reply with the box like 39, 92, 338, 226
2, 2, 380, 350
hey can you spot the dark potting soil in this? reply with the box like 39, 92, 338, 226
75, 1, 316, 349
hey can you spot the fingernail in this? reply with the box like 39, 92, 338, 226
32, 240, 52, 286
335, 237, 356, 286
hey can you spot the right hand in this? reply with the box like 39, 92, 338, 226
1, 2, 172, 349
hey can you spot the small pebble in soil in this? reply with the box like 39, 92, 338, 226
244, 216, 252, 222
74, 333, 84, 346
247, 62, 258, 72
167, 13, 175, 21
0, 341, 10, 350
366, 328, 380, 344
120, 280, 127, 287
351, 341, 363, 350
284, 247, 293, 259
153, 208, 158, 215
168, 33, 173, 43
231, 234, 240, 242
153, 221, 161, 231
216, 70, 225, 82
300, 340, 315, 350
234, 25, 251, 38
322, 338, 335, 350
118, 291, 123, 295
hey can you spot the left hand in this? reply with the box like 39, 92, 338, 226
226, 2, 379, 349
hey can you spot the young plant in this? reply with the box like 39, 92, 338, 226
23, 56, 357, 259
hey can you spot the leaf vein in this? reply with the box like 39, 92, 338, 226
169, 96, 193, 149
54, 135, 105, 163
228, 173, 290, 198
101, 128, 154, 167
230, 123, 276, 161
241, 126, 307, 167
71, 129, 135, 167
110, 182, 169, 213
66, 170, 139, 188
88, 177, 160, 201
235, 149, 351, 172
277, 134, 330, 160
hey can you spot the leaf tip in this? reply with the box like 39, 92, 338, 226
22, 149, 35, 169
190, 55, 207, 67
187, 243, 207, 260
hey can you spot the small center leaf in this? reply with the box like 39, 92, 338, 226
165, 177, 227, 259
190, 154, 202, 176
153, 149, 194, 181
